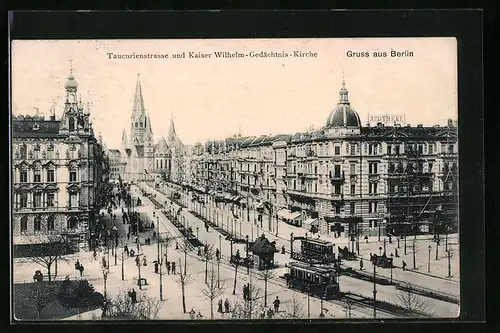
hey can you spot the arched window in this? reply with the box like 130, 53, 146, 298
135, 122, 138, 128
47, 215, 55, 231
69, 161, 78, 182
140, 122, 143, 128
20, 145, 27, 159
20, 216, 28, 232
160, 159, 163, 169
67, 216, 78, 229
69, 117, 75, 131
34, 216, 41, 231
33, 162, 42, 183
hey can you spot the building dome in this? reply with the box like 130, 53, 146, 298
65, 72, 78, 89
326, 80, 361, 128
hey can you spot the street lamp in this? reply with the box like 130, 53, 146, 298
428, 245, 432, 273
196, 226, 199, 239
372, 260, 377, 318
383, 237, 386, 254
102, 266, 110, 300
157, 216, 160, 263
378, 246, 382, 256
389, 253, 394, 284
219, 235, 222, 257
245, 234, 250, 274
290, 233, 294, 259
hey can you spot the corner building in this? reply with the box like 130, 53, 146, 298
186, 80, 458, 237
11, 69, 110, 249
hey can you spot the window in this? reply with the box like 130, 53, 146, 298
69, 193, 78, 207
20, 216, 28, 232
47, 215, 55, 231
350, 163, 356, 175
293, 180, 296, 190
395, 145, 400, 155
350, 185, 355, 195
140, 122, 143, 127
69, 170, 77, 182
135, 122, 138, 128
335, 205, 341, 214
350, 202, 355, 214
387, 144, 392, 155
429, 144, 434, 154
388, 163, 395, 173
334, 185, 341, 194
69, 117, 75, 131
47, 193, 55, 207
34, 169, 41, 183
34, 216, 41, 231
20, 145, 27, 159
369, 162, 378, 174
314, 166, 317, 174
448, 144, 454, 154
67, 216, 78, 229
368, 144, 374, 155
33, 193, 42, 208
418, 144, 424, 154
369, 201, 377, 213
20, 169, 28, 183
428, 162, 433, 172
47, 169, 55, 182
19, 193, 28, 208
350, 144, 356, 156
369, 182, 378, 194
389, 183, 396, 194
334, 146, 340, 155
314, 183, 317, 192
334, 165, 341, 178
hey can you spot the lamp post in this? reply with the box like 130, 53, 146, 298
219, 235, 222, 257
389, 253, 393, 284
245, 234, 250, 274
157, 216, 160, 263
137, 254, 142, 290
196, 226, 199, 239
290, 232, 294, 259
102, 266, 110, 300
383, 238, 386, 254
159, 242, 163, 301
378, 246, 382, 256
121, 245, 124, 281
428, 245, 432, 273
217, 254, 220, 288
373, 261, 377, 318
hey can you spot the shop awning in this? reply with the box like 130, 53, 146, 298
278, 209, 301, 220
304, 218, 319, 226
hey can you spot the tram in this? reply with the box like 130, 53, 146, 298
283, 262, 341, 300
291, 238, 336, 264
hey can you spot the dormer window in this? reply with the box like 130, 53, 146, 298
33, 123, 40, 131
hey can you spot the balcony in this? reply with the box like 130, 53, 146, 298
305, 173, 318, 179
368, 174, 380, 181
329, 172, 345, 185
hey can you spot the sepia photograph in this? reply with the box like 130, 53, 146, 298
10, 38, 459, 321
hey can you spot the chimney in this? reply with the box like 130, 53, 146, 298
447, 119, 453, 127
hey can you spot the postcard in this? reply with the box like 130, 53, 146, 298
10, 38, 459, 321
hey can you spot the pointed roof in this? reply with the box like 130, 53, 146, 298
132, 74, 146, 117
122, 129, 128, 141
167, 115, 176, 141
156, 137, 169, 153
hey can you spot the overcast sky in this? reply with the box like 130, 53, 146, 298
11, 38, 457, 148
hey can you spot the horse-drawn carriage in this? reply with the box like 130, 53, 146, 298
370, 253, 394, 268
283, 262, 341, 300
337, 246, 357, 261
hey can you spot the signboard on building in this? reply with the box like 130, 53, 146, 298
367, 113, 406, 126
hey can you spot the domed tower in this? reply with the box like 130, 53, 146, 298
325, 78, 362, 137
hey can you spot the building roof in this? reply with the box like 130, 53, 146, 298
249, 234, 277, 254
12, 118, 61, 138
325, 80, 362, 128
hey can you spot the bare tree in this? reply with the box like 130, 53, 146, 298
396, 283, 428, 316
174, 258, 195, 313
445, 247, 455, 277
202, 244, 215, 283
24, 234, 74, 282
411, 239, 419, 269
200, 266, 225, 319
280, 293, 305, 319
30, 283, 56, 319
257, 267, 276, 307
96, 290, 163, 320
178, 241, 190, 275
232, 283, 262, 319
160, 233, 175, 263
341, 298, 357, 318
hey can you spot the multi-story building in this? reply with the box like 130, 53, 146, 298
184, 80, 458, 237
11, 67, 110, 251
107, 149, 127, 183
120, 76, 184, 184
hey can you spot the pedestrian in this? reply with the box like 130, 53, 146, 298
102, 257, 107, 269
93, 250, 97, 260
126, 232, 130, 241
260, 308, 266, 319
224, 298, 230, 313
124, 245, 129, 256
75, 259, 81, 270
218, 299, 223, 313
216, 248, 220, 260
166, 261, 171, 275
267, 307, 274, 319
402, 260, 407, 271
175, 242, 179, 250
395, 248, 399, 257
364, 235, 369, 243
171, 261, 176, 274
78, 265, 84, 277
243, 284, 247, 301
273, 296, 280, 313
360, 258, 364, 270
154, 261, 159, 274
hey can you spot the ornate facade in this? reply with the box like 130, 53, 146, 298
11, 68, 110, 248
121, 76, 184, 184
184, 80, 458, 236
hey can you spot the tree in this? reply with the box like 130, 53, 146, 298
279, 293, 305, 319
202, 244, 215, 283
160, 233, 175, 263
445, 247, 455, 277
24, 234, 74, 282
92, 290, 163, 320
232, 283, 262, 319
395, 283, 428, 316
411, 239, 419, 269
341, 297, 357, 318
30, 283, 56, 319
257, 267, 275, 308
200, 266, 225, 319
178, 241, 190, 275
174, 258, 195, 313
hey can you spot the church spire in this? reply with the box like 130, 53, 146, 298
168, 114, 177, 141
132, 73, 146, 117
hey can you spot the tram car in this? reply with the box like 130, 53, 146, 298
291, 238, 336, 264
283, 262, 341, 300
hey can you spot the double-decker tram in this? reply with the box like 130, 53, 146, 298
283, 262, 341, 300
291, 237, 336, 264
